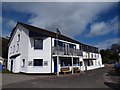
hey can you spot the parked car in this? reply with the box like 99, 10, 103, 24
114, 63, 120, 74
108, 60, 115, 64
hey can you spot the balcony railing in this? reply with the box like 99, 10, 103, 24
52, 46, 83, 56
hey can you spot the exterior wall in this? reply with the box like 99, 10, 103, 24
7, 25, 29, 73
82, 51, 104, 71
11, 56, 20, 73
27, 37, 52, 73
79, 57, 85, 71
19, 26, 29, 73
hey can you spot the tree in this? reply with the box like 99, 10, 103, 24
100, 44, 120, 64
2, 37, 9, 58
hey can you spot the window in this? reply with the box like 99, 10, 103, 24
33, 59, 43, 66
28, 61, 32, 66
79, 45, 82, 50
17, 34, 20, 42
88, 60, 93, 66
91, 54, 93, 58
60, 58, 72, 66
16, 44, 19, 52
91, 60, 93, 65
34, 38, 43, 49
44, 61, 48, 66
54, 40, 63, 47
13, 45, 15, 53
69, 44, 76, 49
10, 47, 12, 54
22, 59, 25, 67
73, 58, 79, 66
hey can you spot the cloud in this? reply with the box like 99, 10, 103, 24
2, 18, 17, 37
3, 2, 115, 37
6, 19, 16, 28
95, 38, 118, 50
87, 16, 118, 37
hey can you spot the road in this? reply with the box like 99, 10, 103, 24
2, 66, 119, 89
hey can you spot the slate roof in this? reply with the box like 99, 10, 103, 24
18, 22, 82, 44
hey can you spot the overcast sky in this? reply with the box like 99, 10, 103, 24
2, 2, 118, 50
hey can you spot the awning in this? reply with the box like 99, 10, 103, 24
10, 53, 20, 59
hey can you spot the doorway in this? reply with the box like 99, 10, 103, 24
54, 57, 57, 74
11, 60, 13, 72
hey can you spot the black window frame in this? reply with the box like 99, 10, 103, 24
34, 38, 43, 49
33, 59, 43, 66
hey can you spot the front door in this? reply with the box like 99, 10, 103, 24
54, 58, 57, 74
11, 60, 13, 72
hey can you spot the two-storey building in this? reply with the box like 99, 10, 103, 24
7, 22, 104, 74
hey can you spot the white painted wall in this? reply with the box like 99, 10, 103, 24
27, 37, 52, 73
19, 25, 29, 73
13, 56, 20, 73
8, 24, 30, 73
82, 51, 104, 71
7, 26, 22, 72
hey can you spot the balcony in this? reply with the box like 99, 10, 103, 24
52, 46, 83, 56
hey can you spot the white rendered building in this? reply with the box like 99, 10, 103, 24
7, 22, 104, 74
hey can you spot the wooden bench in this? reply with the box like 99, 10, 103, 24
73, 67, 80, 73
61, 67, 70, 74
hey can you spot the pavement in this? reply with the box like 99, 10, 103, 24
2, 65, 120, 89
103, 64, 120, 89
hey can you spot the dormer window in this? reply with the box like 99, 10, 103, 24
17, 34, 20, 42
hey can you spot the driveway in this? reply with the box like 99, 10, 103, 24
2, 66, 119, 89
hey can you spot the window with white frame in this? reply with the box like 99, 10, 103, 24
33, 59, 43, 66
22, 59, 25, 67
16, 44, 19, 52
10, 47, 12, 54
17, 34, 20, 42
91, 54, 93, 58
13, 45, 15, 53
44, 61, 48, 66
28, 61, 32, 66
